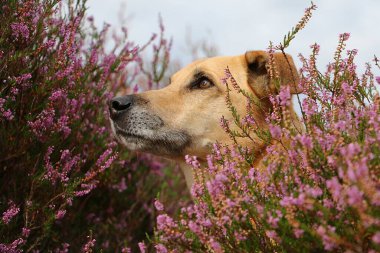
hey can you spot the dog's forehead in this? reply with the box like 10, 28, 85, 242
171, 55, 246, 81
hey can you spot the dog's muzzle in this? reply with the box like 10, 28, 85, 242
108, 94, 191, 157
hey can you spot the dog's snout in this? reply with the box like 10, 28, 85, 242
111, 96, 133, 111
109, 95, 134, 118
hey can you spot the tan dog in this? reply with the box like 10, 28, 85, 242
109, 50, 300, 189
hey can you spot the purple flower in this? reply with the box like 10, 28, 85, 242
346, 186, 363, 206
375, 76, 380, 85
14, 73, 32, 84
22, 227, 30, 238
372, 232, 380, 244
11, 22, 30, 40
55, 210, 66, 220
294, 228, 304, 238
188, 221, 201, 234
326, 177, 342, 201
265, 230, 280, 242
2, 201, 20, 224
112, 177, 127, 192
121, 247, 131, 253
156, 214, 176, 231
278, 86, 291, 106
316, 225, 337, 251
209, 238, 223, 253
0, 238, 24, 253
2, 109, 14, 121
155, 244, 168, 253
269, 124, 282, 139
340, 32, 350, 41
82, 237, 96, 253
185, 155, 200, 168
154, 199, 164, 211
49, 89, 67, 102
138, 242, 146, 253
299, 134, 313, 149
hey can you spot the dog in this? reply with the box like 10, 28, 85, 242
109, 50, 301, 189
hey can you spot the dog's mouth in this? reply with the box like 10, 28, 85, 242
110, 119, 191, 157
114, 125, 152, 143
110, 120, 147, 144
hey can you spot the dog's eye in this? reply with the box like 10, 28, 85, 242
192, 77, 213, 90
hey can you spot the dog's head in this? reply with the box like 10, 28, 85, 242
109, 50, 300, 161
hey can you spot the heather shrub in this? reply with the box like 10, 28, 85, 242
154, 3, 380, 253
0, 0, 188, 252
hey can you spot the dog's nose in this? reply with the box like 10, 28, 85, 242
109, 95, 134, 118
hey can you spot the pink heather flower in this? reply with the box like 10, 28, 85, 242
133, 84, 139, 93
372, 191, 380, 206
11, 22, 30, 40
96, 148, 113, 167
267, 214, 279, 228
185, 155, 200, 169
316, 225, 337, 251
138, 242, 146, 253
28, 108, 55, 140
49, 89, 67, 102
278, 86, 291, 106
307, 186, 322, 198
299, 134, 313, 149
188, 221, 201, 234
57, 115, 71, 138
55, 209, 66, 220
326, 177, 342, 201
11, 87, 19, 96
269, 124, 282, 139
0, 238, 24, 252
372, 232, 380, 244
2, 109, 14, 120
191, 181, 204, 198
155, 244, 168, 253
234, 230, 247, 241
341, 82, 354, 95
14, 73, 32, 84
209, 238, 223, 253
2, 201, 20, 224
302, 98, 318, 116
22, 227, 30, 238
112, 177, 127, 192
215, 173, 228, 183
375, 76, 380, 84
121, 247, 131, 253
82, 238, 96, 253
220, 116, 230, 133
294, 228, 304, 238
340, 143, 361, 157
75, 183, 97, 197
156, 214, 176, 231
154, 199, 164, 211
346, 186, 363, 206
265, 230, 280, 242
340, 32, 350, 41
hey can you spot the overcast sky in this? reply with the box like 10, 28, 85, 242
87, 0, 379, 74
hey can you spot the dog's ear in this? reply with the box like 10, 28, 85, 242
245, 50, 301, 98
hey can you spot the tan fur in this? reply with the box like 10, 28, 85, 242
110, 51, 301, 189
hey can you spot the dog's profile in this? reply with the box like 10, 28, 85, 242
109, 50, 301, 189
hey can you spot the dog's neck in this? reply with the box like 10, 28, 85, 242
178, 161, 195, 190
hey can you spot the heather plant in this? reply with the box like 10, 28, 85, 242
155, 3, 380, 253
0, 0, 188, 252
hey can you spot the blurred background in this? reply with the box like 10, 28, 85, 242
88, 0, 380, 72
